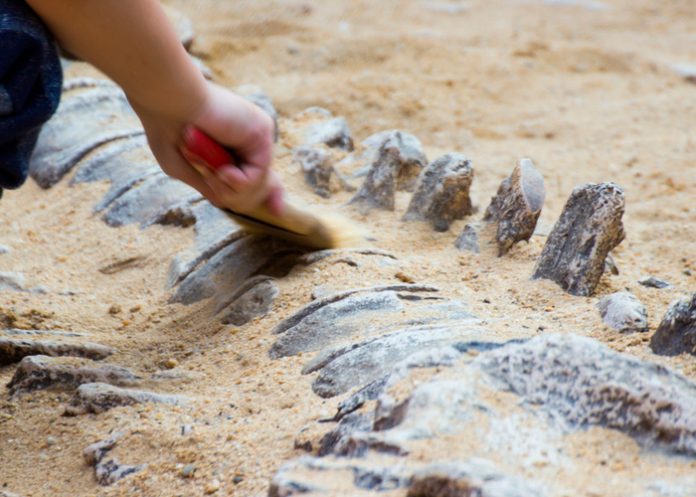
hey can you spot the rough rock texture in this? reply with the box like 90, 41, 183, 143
293, 146, 335, 198
303, 115, 354, 151
478, 333, 696, 455
0, 272, 25, 292
217, 277, 280, 326
532, 182, 625, 296
7, 356, 139, 395
597, 292, 648, 333
484, 158, 546, 255
84, 433, 145, 486
350, 131, 428, 210
29, 86, 143, 189
354, 130, 427, 190
454, 224, 480, 253
650, 293, 696, 357
0, 337, 114, 366
65, 382, 188, 415
639, 276, 671, 289
404, 154, 475, 232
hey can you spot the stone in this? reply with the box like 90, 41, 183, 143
639, 276, 671, 289
303, 116, 353, 151
0, 244, 10, 254
217, 277, 280, 326
454, 224, 480, 253
7, 355, 139, 395
0, 337, 113, 366
671, 63, 696, 84
318, 412, 374, 456
83, 432, 144, 485
0, 272, 25, 292
293, 146, 335, 198
404, 154, 475, 232
30, 86, 143, 188
597, 292, 648, 333
650, 293, 696, 357
83, 432, 123, 466
65, 382, 188, 415
484, 158, 546, 255
236, 85, 280, 140
103, 173, 201, 228
478, 333, 696, 455
532, 182, 625, 296
350, 132, 428, 211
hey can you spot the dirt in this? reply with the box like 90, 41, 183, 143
1, 0, 695, 495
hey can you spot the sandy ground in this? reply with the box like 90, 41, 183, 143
1, 0, 695, 495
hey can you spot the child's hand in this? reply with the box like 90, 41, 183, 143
135, 82, 284, 216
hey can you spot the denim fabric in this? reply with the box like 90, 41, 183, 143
0, 0, 62, 192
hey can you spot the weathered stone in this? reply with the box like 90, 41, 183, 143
318, 412, 374, 456
65, 382, 188, 415
353, 131, 427, 190
454, 224, 480, 253
407, 461, 542, 497
532, 182, 625, 296
297, 248, 398, 267
293, 146, 335, 198
484, 158, 545, 255
597, 292, 648, 333
0, 272, 25, 292
650, 293, 696, 357
103, 173, 201, 228
0, 337, 114, 366
84, 432, 144, 486
350, 132, 428, 211
671, 63, 696, 84
0, 244, 10, 254
639, 276, 671, 289
7, 355, 139, 395
30, 86, 143, 188
404, 154, 475, 232
217, 276, 279, 326
478, 333, 696, 455
303, 116, 353, 151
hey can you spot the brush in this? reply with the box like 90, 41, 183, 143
180, 126, 363, 249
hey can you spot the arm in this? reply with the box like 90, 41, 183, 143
26, 0, 283, 214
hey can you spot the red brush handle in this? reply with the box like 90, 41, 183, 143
180, 126, 237, 174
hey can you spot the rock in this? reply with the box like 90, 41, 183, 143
639, 276, 671, 289
269, 458, 323, 496
404, 154, 475, 232
597, 292, 648, 333
454, 224, 480, 253
318, 412, 374, 456
604, 253, 620, 276
297, 248, 398, 267
65, 382, 188, 415
103, 173, 201, 228
353, 131, 427, 191
217, 276, 280, 326
478, 333, 696, 455
84, 432, 123, 466
0, 272, 25, 292
170, 236, 301, 305
167, 202, 245, 287
0, 337, 114, 366
30, 86, 143, 189
293, 146, 335, 198
350, 132, 428, 211
0, 244, 10, 254
483, 158, 546, 255
650, 293, 696, 357
407, 461, 542, 497
162, 4, 195, 50
181, 464, 197, 478
95, 459, 145, 486
7, 355, 139, 395
532, 182, 625, 296
236, 85, 280, 140
671, 63, 696, 84
303, 115, 353, 151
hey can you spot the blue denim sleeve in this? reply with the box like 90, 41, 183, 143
0, 0, 63, 192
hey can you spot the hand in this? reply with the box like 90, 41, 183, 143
134, 82, 284, 216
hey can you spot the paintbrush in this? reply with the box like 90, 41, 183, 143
180, 126, 363, 250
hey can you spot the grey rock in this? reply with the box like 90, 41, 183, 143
297, 248, 398, 267
236, 85, 279, 140
639, 276, 671, 289
597, 292, 648, 333
65, 382, 188, 415
84, 432, 123, 466
319, 412, 374, 456
454, 224, 480, 253
0, 272, 25, 292
7, 355, 139, 395
269, 458, 324, 496
545, 0, 608, 10
304, 116, 353, 151
407, 460, 543, 497
478, 333, 696, 455
604, 253, 620, 276
95, 459, 145, 486
350, 132, 428, 211
0, 337, 114, 366
217, 276, 279, 326
167, 202, 245, 287
293, 146, 335, 198
357, 130, 427, 191
30, 86, 143, 188
532, 182, 625, 296
484, 158, 546, 256
404, 154, 475, 232
0, 492, 22, 497
2, 329, 86, 338
650, 293, 696, 357
0, 244, 10, 254
103, 173, 201, 228
671, 63, 696, 84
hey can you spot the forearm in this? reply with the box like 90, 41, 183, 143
26, 0, 207, 121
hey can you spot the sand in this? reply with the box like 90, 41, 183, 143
1, 0, 695, 495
